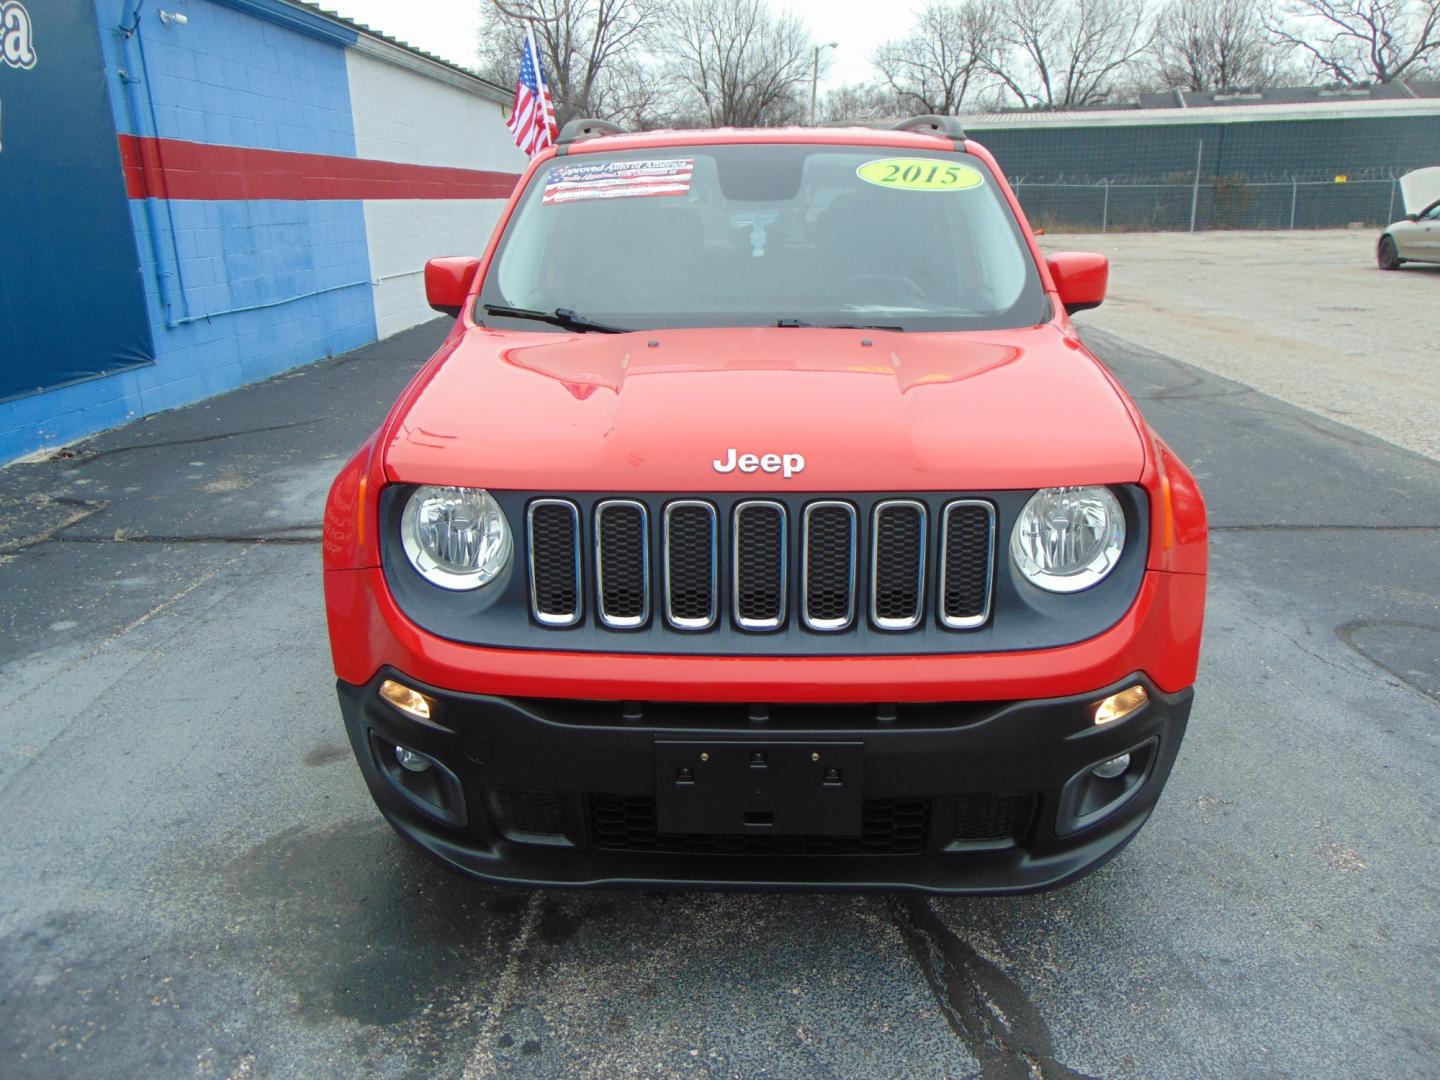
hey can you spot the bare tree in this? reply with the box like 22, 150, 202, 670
1152, 0, 1288, 89
476, 0, 660, 124
1264, 0, 1440, 84
661, 0, 814, 126
989, 0, 1153, 108
605, 56, 680, 129
819, 82, 904, 124
872, 1, 1002, 114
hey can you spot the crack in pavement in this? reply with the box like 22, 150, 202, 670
50, 533, 321, 546
44, 418, 331, 467
0, 496, 110, 554
889, 896, 1094, 1080
1336, 618, 1440, 703
463, 892, 545, 1080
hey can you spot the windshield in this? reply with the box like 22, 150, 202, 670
477, 143, 1048, 333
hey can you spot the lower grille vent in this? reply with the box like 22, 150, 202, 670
496, 788, 567, 838
588, 795, 930, 854
950, 793, 1036, 847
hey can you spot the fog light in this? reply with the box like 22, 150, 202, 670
395, 746, 432, 773
1094, 684, 1148, 725
380, 679, 435, 721
1092, 753, 1131, 779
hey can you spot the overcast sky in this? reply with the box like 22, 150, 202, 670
321, 0, 921, 90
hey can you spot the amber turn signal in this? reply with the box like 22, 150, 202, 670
379, 679, 436, 721
1094, 685, 1148, 725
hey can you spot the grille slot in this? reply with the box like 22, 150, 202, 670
939, 500, 996, 630
802, 502, 857, 631
594, 500, 649, 628
871, 500, 927, 630
527, 499, 581, 626
733, 501, 786, 631
663, 501, 718, 630
589, 795, 930, 854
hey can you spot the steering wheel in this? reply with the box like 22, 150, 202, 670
835, 272, 929, 308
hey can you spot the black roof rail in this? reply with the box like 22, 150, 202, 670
557, 118, 628, 145
892, 115, 968, 141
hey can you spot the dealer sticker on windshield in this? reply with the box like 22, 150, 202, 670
857, 158, 984, 192
542, 159, 694, 205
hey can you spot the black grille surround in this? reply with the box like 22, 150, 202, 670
378, 486, 1150, 656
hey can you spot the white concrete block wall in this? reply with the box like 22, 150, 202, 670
346, 50, 526, 336
364, 199, 508, 338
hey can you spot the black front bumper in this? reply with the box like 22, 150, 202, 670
337, 672, 1191, 894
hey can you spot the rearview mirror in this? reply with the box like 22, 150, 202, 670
1046, 252, 1108, 315
425, 257, 482, 317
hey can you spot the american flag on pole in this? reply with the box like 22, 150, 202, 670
506, 23, 558, 157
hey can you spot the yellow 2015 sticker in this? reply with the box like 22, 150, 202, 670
856, 158, 984, 192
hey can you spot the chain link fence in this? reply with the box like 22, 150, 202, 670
1010, 166, 1405, 234
972, 114, 1437, 233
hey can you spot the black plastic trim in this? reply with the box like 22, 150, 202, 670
336, 671, 1191, 894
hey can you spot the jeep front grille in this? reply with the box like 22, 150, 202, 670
526, 494, 996, 635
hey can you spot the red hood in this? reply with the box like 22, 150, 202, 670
382, 325, 1145, 491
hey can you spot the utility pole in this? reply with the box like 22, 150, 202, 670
810, 42, 837, 126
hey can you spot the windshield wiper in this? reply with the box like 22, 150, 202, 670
483, 304, 632, 334
774, 319, 906, 332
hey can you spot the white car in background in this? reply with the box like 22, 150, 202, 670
1378, 166, 1440, 270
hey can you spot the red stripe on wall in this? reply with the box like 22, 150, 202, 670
118, 135, 522, 201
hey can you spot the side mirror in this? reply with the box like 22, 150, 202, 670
425, 257, 482, 317
1046, 251, 1108, 315
1406, 213, 1420, 222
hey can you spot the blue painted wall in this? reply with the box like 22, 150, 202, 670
103, 0, 377, 408
103, 0, 358, 154
0, 0, 377, 462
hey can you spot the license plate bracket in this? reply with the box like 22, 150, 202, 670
654, 740, 864, 836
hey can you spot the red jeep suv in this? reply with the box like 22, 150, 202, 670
322, 117, 1207, 893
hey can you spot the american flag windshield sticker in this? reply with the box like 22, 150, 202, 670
542, 159, 694, 205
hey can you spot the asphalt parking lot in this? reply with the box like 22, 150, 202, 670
1, 238, 1437, 1078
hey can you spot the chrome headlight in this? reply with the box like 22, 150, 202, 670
400, 485, 512, 590
1010, 486, 1125, 593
